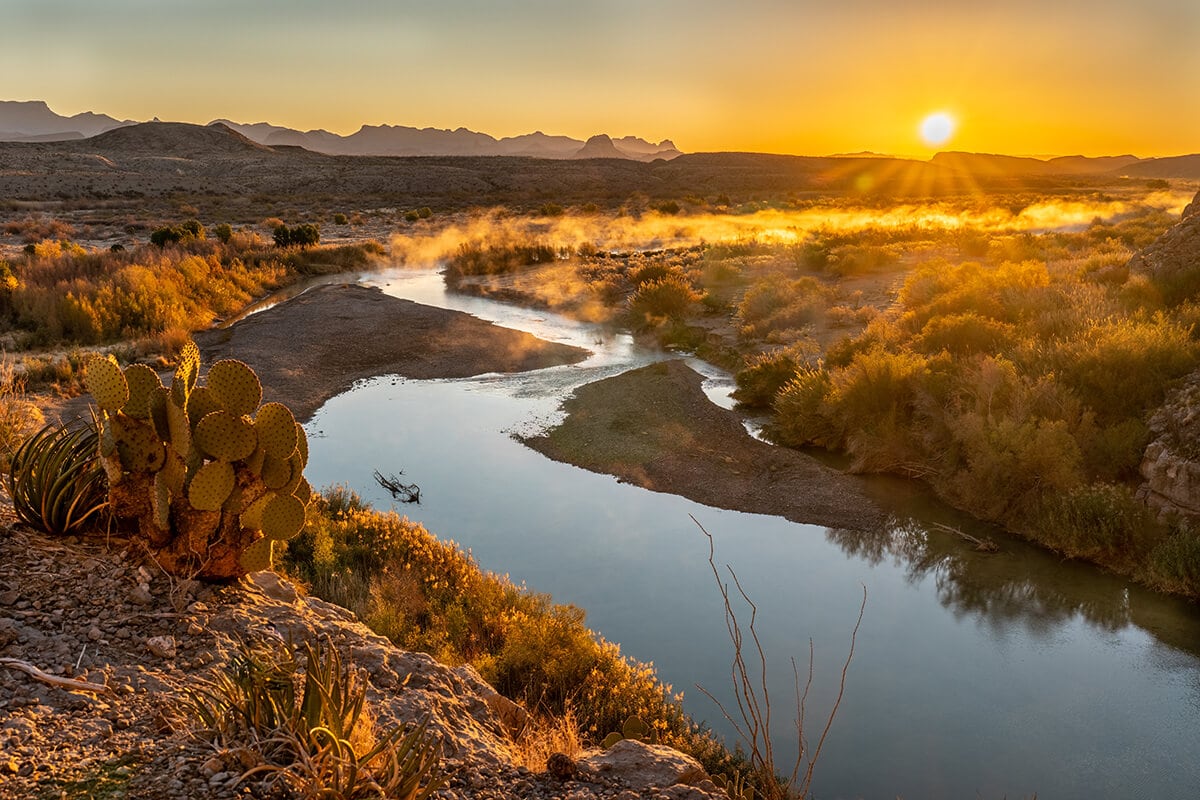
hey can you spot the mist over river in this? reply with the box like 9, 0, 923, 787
295, 266, 1200, 800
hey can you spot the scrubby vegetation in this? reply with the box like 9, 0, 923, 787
0, 226, 383, 364
282, 487, 745, 783
430, 196, 1200, 597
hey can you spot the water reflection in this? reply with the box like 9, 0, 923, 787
826, 515, 1200, 659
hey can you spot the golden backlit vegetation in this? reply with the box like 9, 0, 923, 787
0, 224, 384, 392
410, 191, 1200, 597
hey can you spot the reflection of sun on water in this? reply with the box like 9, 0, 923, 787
920, 112, 957, 147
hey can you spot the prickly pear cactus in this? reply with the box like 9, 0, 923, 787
84, 342, 312, 581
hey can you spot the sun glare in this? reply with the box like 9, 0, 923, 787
919, 112, 957, 148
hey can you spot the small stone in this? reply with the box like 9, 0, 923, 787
200, 756, 225, 777
209, 771, 231, 786
146, 635, 176, 659
129, 585, 154, 605
0, 590, 18, 605
186, 622, 204, 636
2, 759, 17, 774
547, 752, 577, 781
87, 625, 104, 641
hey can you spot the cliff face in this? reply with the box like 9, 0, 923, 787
0, 526, 725, 799
1136, 191, 1200, 518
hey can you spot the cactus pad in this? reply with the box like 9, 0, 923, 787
166, 398, 192, 457
98, 413, 116, 458
239, 538, 273, 573
261, 493, 306, 541
171, 341, 201, 407
121, 364, 162, 419
194, 411, 257, 462
148, 386, 171, 441
152, 472, 171, 530
292, 477, 312, 503
161, 449, 187, 495
260, 453, 293, 491
188, 461, 236, 512
206, 360, 262, 418
85, 355, 129, 413
114, 417, 166, 473
185, 387, 222, 430
253, 403, 298, 460
295, 423, 309, 468
239, 493, 272, 531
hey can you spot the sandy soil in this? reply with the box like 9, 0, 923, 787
523, 359, 886, 531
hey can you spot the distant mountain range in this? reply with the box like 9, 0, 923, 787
0, 100, 681, 161
3, 100, 1200, 179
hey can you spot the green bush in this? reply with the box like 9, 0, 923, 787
732, 351, 800, 409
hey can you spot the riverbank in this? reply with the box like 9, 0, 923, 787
196, 282, 590, 422
523, 359, 886, 532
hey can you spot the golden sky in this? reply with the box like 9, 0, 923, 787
4, 0, 1197, 157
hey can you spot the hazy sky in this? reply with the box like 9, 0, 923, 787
4, 0, 1197, 157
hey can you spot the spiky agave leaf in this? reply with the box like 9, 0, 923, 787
6, 421, 109, 536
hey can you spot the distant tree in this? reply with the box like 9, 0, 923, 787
214, 223, 234, 244
403, 210, 420, 222
273, 223, 320, 248
150, 226, 185, 247
180, 219, 205, 239
417, 207, 432, 219
332, 213, 348, 225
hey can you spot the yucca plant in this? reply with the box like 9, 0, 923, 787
185, 636, 443, 800
6, 420, 108, 536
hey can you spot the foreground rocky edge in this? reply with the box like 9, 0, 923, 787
0, 526, 728, 800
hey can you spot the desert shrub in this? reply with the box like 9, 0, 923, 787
448, 240, 556, 277
771, 367, 835, 448
6, 421, 107, 536
946, 412, 1082, 520
0, 363, 44, 470
403, 210, 421, 223
274, 223, 320, 248
736, 277, 829, 340
629, 261, 677, 288
733, 350, 802, 409
1037, 483, 1158, 564
213, 223, 234, 243
332, 213, 349, 225
1049, 315, 1197, 421
628, 275, 700, 327
1147, 525, 1200, 597
150, 220, 204, 247
912, 312, 1016, 356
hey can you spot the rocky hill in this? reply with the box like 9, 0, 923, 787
0, 522, 728, 799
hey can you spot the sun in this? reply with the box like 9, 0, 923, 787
919, 112, 957, 148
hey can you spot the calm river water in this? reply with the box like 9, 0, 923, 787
295, 266, 1200, 800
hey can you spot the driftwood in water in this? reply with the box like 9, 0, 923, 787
930, 522, 999, 553
373, 469, 420, 504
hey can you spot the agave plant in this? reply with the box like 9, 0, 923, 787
185, 636, 443, 800
6, 420, 108, 536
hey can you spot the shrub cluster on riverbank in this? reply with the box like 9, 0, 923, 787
281, 487, 745, 782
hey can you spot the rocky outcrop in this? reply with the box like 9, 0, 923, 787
1126, 189, 1200, 289
1140, 373, 1200, 518
1134, 193, 1200, 518
0, 525, 726, 799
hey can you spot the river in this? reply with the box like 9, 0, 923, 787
295, 265, 1200, 800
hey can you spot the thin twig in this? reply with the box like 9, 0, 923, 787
692, 515, 866, 800
0, 657, 110, 694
